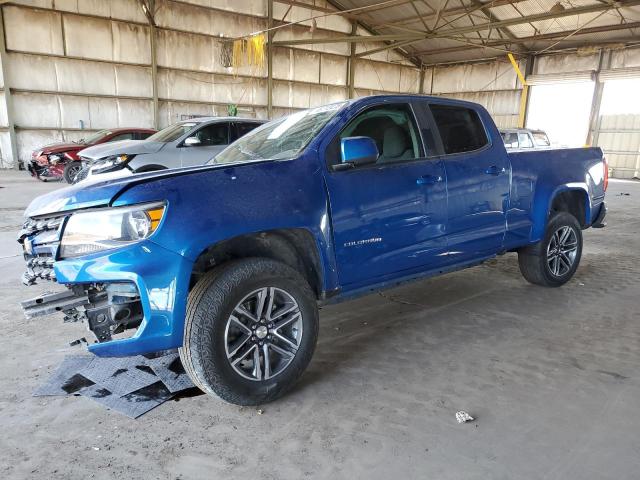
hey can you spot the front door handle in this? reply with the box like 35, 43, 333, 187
416, 174, 443, 185
485, 165, 506, 175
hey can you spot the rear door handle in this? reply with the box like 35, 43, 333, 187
416, 174, 443, 185
485, 165, 506, 175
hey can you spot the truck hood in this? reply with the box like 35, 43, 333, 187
78, 140, 165, 161
24, 159, 271, 218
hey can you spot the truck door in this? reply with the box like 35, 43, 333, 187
427, 102, 510, 260
323, 102, 449, 288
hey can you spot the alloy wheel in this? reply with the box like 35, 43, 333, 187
224, 287, 303, 381
546, 225, 578, 277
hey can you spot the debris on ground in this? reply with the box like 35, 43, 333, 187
617, 192, 630, 196
33, 352, 195, 418
455, 411, 475, 424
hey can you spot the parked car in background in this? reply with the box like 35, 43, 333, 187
19, 96, 607, 406
500, 128, 551, 150
74, 117, 266, 183
28, 128, 156, 183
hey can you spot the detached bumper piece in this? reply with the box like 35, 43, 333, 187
32, 352, 195, 418
20, 283, 144, 345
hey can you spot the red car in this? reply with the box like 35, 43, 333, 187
29, 127, 156, 183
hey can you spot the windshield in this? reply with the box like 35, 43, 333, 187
146, 122, 197, 143
211, 102, 346, 164
82, 129, 112, 145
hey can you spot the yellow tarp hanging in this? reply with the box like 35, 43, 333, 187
232, 34, 265, 69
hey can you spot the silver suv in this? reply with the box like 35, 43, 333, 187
500, 128, 551, 150
75, 117, 265, 182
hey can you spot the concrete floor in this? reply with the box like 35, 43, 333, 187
1, 171, 639, 479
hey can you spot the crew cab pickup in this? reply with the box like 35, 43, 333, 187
18, 95, 607, 405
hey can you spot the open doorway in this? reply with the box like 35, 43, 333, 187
526, 82, 595, 148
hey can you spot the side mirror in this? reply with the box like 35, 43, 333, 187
183, 136, 201, 147
337, 136, 379, 170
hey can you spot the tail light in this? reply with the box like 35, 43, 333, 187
603, 156, 609, 192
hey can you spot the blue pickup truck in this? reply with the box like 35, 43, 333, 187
19, 95, 607, 405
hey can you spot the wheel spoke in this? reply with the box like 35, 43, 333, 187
273, 311, 301, 331
255, 287, 269, 320
230, 315, 252, 334
273, 331, 299, 352
263, 344, 272, 379
253, 345, 262, 380
269, 303, 298, 322
559, 253, 572, 270
552, 256, 560, 275
231, 343, 256, 366
270, 341, 296, 359
228, 334, 251, 358
235, 304, 258, 323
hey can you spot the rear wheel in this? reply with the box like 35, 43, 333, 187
63, 161, 82, 184
518, 212, 582, 287
179, 258, 318, 405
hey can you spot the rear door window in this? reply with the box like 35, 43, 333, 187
231, 122, 262, 141
136, 131, 154, 140
192, 123, 230, 146
502, 132, 519, 149
533, 132, 550, 147
518, 132, 534, 148
429, 104, 488, 155
109, 132, 135, 142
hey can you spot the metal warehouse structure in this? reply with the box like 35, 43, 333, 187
0, 0, 639, 177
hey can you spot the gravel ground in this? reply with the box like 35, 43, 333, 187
1, 171, 639, 479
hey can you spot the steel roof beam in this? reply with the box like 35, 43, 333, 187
273, 0, 640, 46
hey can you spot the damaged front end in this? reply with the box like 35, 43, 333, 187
21, 283, 144, 344
18, 214, 144, 345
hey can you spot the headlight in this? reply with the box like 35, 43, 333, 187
92, 154, 134, 174
60, 202, 166, 258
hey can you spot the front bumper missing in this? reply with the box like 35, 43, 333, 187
21, 289, 89, 319
21, 283, 144, 344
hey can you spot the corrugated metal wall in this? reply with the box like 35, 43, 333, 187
0, 0, 529, 168
0, 0, 419, 167
597, 49, 640, 179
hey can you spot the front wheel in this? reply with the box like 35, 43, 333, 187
518, 212, 583, 287
180, 258, 319, 405
63, 161, 82, 184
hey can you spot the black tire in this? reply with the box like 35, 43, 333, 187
518, 211, 583, 287
72, 165, 90, 184
63, 161, 82, 184
179, 258, 319, 405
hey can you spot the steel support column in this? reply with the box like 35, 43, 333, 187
151, 24, 159, 129
586, 49, 611, 147
347, 22, 357, 98
0, 8, 19, 169
518, 55, 534, 128
267, 0, 274, 118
